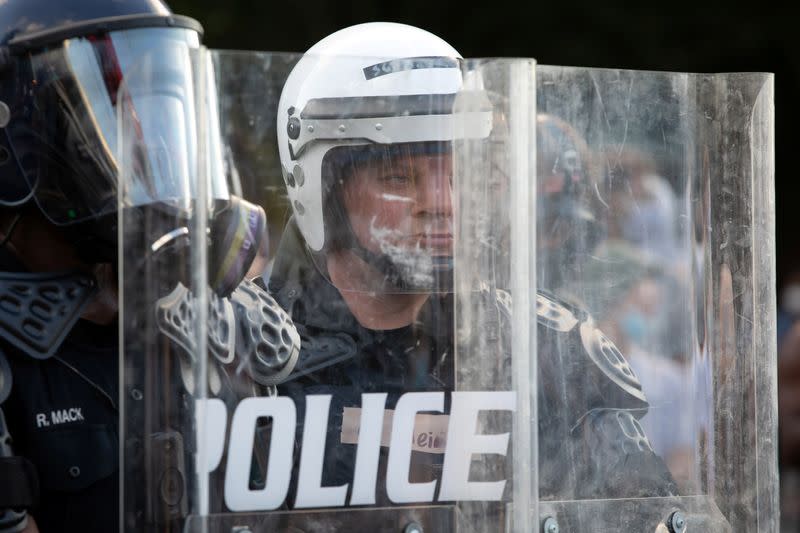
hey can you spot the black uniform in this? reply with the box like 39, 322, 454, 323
267, 220, 677, 508
0, 249, 118, 533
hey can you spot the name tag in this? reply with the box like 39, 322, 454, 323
341, 407, 449, 454
35, 407, 84, 428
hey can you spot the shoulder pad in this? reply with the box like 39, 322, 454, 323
230, 279, 301, 386
536, 290, 582, 332
0, 271, 95, 361
577, 319, 647, 408
156, 282, 235, 365
536, 290, 649, 417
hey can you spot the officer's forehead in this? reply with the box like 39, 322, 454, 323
328, 142, 453, 173
358, 151, 452, 169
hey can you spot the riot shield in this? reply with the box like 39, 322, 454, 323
117, 43, 258, 532
119, 46, 776, 533
534, 67, 776, 532
152, 50, 539, 533
117, 46, 537, 532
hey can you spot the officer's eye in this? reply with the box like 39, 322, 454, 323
379, 174, 412, 187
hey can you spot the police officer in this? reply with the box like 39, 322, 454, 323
266, 21, 676, 516
0, 2, 206, 532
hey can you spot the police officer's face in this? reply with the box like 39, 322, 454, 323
341, 152, 453, 258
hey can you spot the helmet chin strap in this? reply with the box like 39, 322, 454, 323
0, 212, 22, 249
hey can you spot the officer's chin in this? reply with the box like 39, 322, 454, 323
80, 263, 119, 325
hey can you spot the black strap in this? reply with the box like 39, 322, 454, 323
0, 456, 38, 509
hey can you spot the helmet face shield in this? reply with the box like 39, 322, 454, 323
6, 25, 230, 225
115, 27, 778, 533
286, 92, 493, 161
278, 53, 499, 294
125, 46, 538, 531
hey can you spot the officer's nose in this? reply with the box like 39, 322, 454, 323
415, 157, 453, 218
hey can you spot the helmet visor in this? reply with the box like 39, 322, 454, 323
7, 26, 229, 224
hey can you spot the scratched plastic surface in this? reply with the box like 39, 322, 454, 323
534, 65, 776, 533
118, 49, 777, 533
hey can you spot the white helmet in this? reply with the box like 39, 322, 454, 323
277, 22, 492, 253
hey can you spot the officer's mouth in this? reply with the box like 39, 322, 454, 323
414, 233, 453, 251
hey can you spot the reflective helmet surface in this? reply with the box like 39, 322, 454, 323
0, 0, 172, 43
0, 0, 202, 228
276, 22, 465, 253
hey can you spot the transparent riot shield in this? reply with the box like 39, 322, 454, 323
534, 67, 777, 532
171, 50, 539, 533
117, 42, 250, 532
119, 47, 777, 533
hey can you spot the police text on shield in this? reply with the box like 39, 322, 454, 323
198, 391, 516, 511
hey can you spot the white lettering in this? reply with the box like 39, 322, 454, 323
196, 398, 227, 474
295, 395, 348, 508
348, 393, 387, 505
224, 396, 295, 512
218, 391, 516, 511
439, 391, 516, 501
386, 392, 443, 504
47, 406, 86, 426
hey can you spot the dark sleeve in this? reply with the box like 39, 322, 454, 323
2, 352, 36, 463
0, 353, 40, 520
570, 408, 678, 498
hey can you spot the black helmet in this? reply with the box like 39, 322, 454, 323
0, 0, 203, 259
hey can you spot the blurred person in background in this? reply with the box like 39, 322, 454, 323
778, 266, 800, 530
